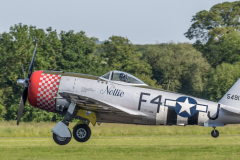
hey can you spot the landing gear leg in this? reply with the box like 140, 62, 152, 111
211, 126, 219, 138
51, 101, 76, 145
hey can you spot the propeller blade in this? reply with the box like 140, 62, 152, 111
17, 88, 28, 125
28, 43, 37, 79
21, 63, 26, 80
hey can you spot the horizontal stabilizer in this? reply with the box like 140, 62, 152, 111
221, 106, 240, 115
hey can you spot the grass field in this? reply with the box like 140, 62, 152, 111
2, 121, 240, 137
1, 122, 240, 159
1, 136, 240, 160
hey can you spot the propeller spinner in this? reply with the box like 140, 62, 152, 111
17, 44, 37, 125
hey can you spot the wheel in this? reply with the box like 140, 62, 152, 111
211, 130, 219, 138
73, 124, 91, 142
53, 129, 72, 145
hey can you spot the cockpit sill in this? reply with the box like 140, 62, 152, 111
42, 70, 148, 87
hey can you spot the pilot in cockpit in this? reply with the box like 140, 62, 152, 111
119, 73, 127, 82
101, 70, 147, 85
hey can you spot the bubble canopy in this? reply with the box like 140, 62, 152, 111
101, 71, 147, 85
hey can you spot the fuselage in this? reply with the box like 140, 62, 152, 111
28, 70, 240, 127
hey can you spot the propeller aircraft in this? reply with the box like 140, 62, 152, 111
17, 44, 240, 145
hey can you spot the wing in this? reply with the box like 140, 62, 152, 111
58, 92, 147, 117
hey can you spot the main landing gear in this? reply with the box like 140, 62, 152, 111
52, 122, 92, 145
51, 101, 95, 145
73, 124, 91, 142
211, 126, 219, 138
51, 101, 93, 145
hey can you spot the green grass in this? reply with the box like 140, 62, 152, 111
2, 121, 240, 137
1, 136, 240, 160
1, 122, 240, 159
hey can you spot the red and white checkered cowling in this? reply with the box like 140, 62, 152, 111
28, 70, 62, 112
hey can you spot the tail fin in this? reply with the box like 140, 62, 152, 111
219, 79, 240, 108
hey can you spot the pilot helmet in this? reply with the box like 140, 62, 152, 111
119, 73, 126, 81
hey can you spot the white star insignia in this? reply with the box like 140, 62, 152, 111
177, 98, 196, 115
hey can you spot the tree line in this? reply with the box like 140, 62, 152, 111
0, 1, 240, 122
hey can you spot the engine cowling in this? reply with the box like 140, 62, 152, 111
28, 70, 62, 112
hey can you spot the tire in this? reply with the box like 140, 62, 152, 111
73, 124, 91, 142
53, 129, 72, 145
211, 130, 219, 138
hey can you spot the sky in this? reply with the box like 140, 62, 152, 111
0, 0, 237, 44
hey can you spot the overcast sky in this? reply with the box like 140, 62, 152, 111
0, 0, 236, 44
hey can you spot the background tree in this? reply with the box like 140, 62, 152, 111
57, 30, 108, 76
100, 36, 160, 87
0, 24, 64, 121
0, 104, 6, 121
185, 1, 240, 44
185, 1, 240, 67
205, 62, 240, 102
203, 27, 240, 67
145, 43, 210, 98
101, 36, 152, 75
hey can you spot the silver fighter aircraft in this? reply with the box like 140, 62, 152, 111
17, 45, 240, 145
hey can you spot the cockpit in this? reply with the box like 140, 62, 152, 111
100, 71, 147, 86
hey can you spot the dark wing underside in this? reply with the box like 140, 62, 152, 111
58, 92, 146, 117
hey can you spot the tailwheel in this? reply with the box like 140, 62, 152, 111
53, 128, 72, 145
211, 127, 219, 138
73, 124, 91, 142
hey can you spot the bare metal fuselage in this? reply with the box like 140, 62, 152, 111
54, 72, 239, 127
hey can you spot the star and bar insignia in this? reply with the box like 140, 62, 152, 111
165, 96, 208, 118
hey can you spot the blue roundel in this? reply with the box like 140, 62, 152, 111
174, 96, 197, 118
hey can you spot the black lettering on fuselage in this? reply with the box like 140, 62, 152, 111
100, 85, 124, 97
138, 92, 150, 110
